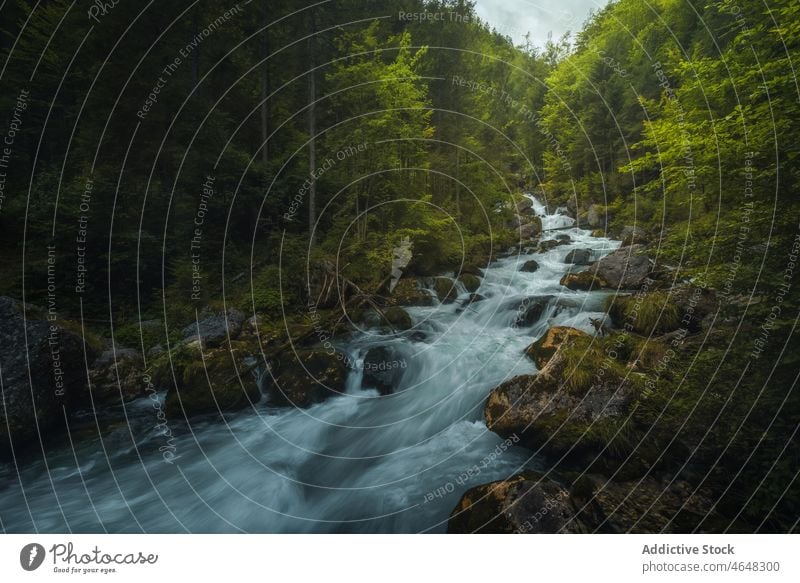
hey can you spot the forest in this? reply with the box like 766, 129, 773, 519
0, 0, 797, 533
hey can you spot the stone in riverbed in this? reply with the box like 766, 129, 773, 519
448, 472, 580, 533
564, 248, 593, 265
434, 277, 458, 303
391, 278, 434, 307
484, 351, 633, 461
593, 245, 652, 289
362, 346, 407, 395
524, 326, 589, 369
0, 297, 100, 457
269, 348, 348, 408
458, 273, 481, 293
519, 259, 539, 273
560, 271, 607, 290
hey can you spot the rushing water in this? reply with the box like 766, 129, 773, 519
0, 197, 619, 533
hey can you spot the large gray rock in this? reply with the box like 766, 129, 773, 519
519, 217, 543, 239
362, 345, 408, 395
564, 248, 594, 265
182, 308, 245, 348
592, 245, 652, 289
0, 297, 97, 457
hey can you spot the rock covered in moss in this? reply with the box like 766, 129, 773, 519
564, 248, 594, 265
448, 472, 580, 533
390, 278, 434, 307
484, 351, 633, 461
593, 245, 652, 289
525, 326, 589, 369
165, 341, 261, 417
182, 308, 245, 348
269, 348, 348, 408
560, 271, 608, 290
0, 297, 99, 457
89, 347, 147, 404
458, 273, 481, 293
514, 295, 554, 328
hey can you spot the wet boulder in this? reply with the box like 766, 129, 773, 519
587, 204, 606, 228
164, 341, 262, 417
182, 308, 245, 348
459, 264, 485, 278
458, 274, 481, 293
564, 248, 594, 266
519, 260, 539, 273
554, 234, 572, 244
537, 240, 564, 253
391, 278, 434, 307
89, 347, 147, 404
514, 296, 554, 328
362, 346, 407, 395
434, 277, 458, 304
448, 472, 580, 533
593, 245, 652, 289
269, 348, 348, 408
525, 326, 589, 369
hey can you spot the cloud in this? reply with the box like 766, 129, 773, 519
474, 0, 606, 46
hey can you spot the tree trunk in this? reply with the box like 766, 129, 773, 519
307, 17, 317, 244
260, 7, 270, 166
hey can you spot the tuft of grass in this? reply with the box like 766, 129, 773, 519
606, 292, 681, 336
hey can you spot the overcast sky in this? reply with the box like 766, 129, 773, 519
474, 0, 608, 46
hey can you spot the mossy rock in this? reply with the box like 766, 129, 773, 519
270, 348, 348, 408
165, 341, 261, 417
458, 273, 481, 293
537, 240, 561, 253
434, 277, 458, 303
605, 292, 681, 335
391, 278, 433, 307
459, 264, 485, 277
560, 271, 608, 290
525, 326, 589, 369
484, 352, 634, 464
384, 306, 413, 330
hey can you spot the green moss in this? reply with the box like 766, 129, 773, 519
606, 292, 681, 336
